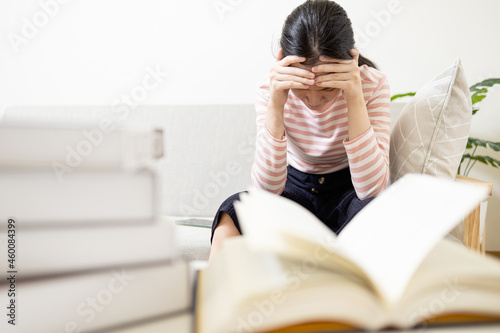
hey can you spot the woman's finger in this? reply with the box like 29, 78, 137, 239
275, 65, 314, 79
276, 48, 283, 61
274, 81, 310, 90
318, 55, 352, 64
274, 73, 315, 86
314, 72, 352, 84
313, 79, 347, 90
279, 55, 307, 67
312, 62, 354, 74
350, 48, 360, 64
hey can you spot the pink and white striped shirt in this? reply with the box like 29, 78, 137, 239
251, 65, 391, 200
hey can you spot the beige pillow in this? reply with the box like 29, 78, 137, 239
390, 60, 472, 184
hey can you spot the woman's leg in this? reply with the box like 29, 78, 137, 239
209, 166, 316, 261
209, 192, 244, 261
334, 189, 374, 234
209, 212, 240, 261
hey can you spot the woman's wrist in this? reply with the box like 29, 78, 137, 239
346, 93, 371, 141
265, 103, 286, 140
268, 94, 286, 111
343, 82, 364, 104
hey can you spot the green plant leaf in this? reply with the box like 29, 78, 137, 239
482, 156, 500, 168
462, 155, 500, 167
488, 141, 500, 151
468, 78, 500, 115
466, 137, 474, 149
461, 153, 472, 160
467, 137, 487, 148
471, 90, 488, 105
459, 78, 500, 175
391, 92, 416, 102
490, 156, 500, 167
468, 138, 500, 151
469, 78, 500, 92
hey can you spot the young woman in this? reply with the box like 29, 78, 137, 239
210, 0, 391, 260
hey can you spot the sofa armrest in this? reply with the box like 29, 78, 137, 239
455, 175, 493, 254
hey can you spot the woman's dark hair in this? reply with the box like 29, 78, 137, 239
280, 0, 377, 69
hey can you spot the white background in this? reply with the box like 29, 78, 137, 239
1, 0, 500, 250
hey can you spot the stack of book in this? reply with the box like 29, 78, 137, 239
0, 124, 191, 333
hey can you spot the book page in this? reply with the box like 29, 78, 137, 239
393, 238, 500, 327
234, 174, 489, 306
234, 187, 363, 277
201, 238, 293, 333
200, 238, 389, 333
235, 188, 340, 253
336, 174, 489, 305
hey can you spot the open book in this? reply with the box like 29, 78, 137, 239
196, 174, 500, 332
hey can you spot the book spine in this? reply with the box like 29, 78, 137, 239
0, 218, 177, 278
0, 260, 191, 333
0, 127, 164, 170
0, 169, 157, 224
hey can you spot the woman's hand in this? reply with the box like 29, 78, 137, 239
312, 48, 363, 103
312, 48, 370, 140
268, 48, 315, 109
265, 48, 315, 139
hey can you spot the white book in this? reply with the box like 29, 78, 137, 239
0, 217, 176, 278
196, 174, 500, 332
0, 259, 191, 333
0, 169, 157, 225
0, 126, 163, 172
104, 312, 192, 333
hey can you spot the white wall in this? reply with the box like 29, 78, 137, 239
1, 0, 500, 250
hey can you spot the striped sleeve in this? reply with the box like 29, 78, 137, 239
250, 78, 288, 194
343, 70, 391, 199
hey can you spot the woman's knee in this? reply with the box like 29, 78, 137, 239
209, 212, 240, 261
213, 212, 240, 239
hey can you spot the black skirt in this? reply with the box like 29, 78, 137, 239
211, 165, 374, 242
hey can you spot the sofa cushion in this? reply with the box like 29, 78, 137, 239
389, 60, 472, 183
174, 223, 211, 262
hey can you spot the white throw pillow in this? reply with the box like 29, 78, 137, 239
389, 60, 472, 184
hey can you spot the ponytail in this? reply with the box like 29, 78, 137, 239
358, 53, 378, 69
